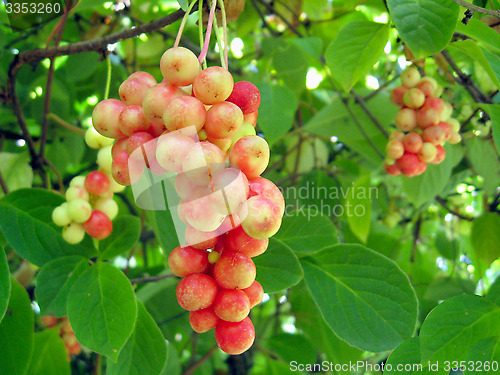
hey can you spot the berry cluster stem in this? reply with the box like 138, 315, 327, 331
198, 0, 217, 65
174, 0, 198, 48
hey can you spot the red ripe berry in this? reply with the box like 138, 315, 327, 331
226, 81, 261, 115
84, 171, 110, 195
385, 163, 401, 176
390, 86, 408, 106
215, 317, 255, 355
430, 145, 446, 164
242, 281, 264, 308
189, 307, 219, 333
213, 289, 251, 322
225, 226, 269, 257
176, 273, 218, 311
396, 153, 421, 177
402, 132, 423, 154
437, 121, 452, 141
214, 251, 256, 289
168, 246, 209, 277
422, 125, 446, 145
83, 210, 113, 239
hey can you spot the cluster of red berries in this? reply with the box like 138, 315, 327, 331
40, 316, 81, 360
90, 46, 286, 355
385, 66, 461, 177
51, 171, 119, 244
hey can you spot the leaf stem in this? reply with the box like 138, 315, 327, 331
218, 0, 229, 68
130, 273, 175, 284
450, 0, 500, 18
198, 0, 218, 64
198, 0, 207, 69
104, 55, 112, 100
174, 0, 198, 48
47, 113, 85, 135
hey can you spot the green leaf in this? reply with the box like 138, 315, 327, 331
482, 104, 500, 152
107, 301, 167, 375
0, 152, 33, 198
302, 244, 418, 352
345, 174, 371, 243
148, 209, 180, 257
434, 229, 458, 260
420, 294, 500, 374
268, 40, 308, 94
466, 137, 500, 195
266, 333, 316, 365
385, 337, 421, 374
387, 0, 459, 58
0, 278, 34, 375
0, 188, 96, 266
275, 209, 338, 256
464, 337, 500, 375
487, 276, 500, 306
423, 276, 476, 301
449, 40, 500, 89
0, 248, 10, 322
159, 341, 181, 375
455, 18, 500, 54
26, 329, 70, 375
67, 261, 138, 361
471, 212, 500, 266
255, 82, 298, 146
402, 144, 455, 207
35, 256, 90, 317
254, 238, 303, 293
325, 20, 390, 92
100, 215, 141, 259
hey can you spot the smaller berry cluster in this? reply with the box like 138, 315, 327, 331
40, 316, 81, 360
52, 171, 120, 244
385, 66, 461, 177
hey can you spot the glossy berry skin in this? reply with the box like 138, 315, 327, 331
193, 66, 234, 105
396, 153, 421, 177
401, 66, 421, 88
119, 105, 150, 136
229, 135, 270, 179
403, 88, 425, 109
430, 145, 446, 164
189, 307, 219, 333
160, 47, 201, 86
62, 222, 86, 244
242, 281, 264, 308
85, 171, 110, 195
215, 317, 255, 355
394, 108, 417, 132
385, 163, 401, 176
226, 81, 261, 114
185, 226, 218, 250
213, 289, 250, 322
390, 86, 408, 106
248, 177, 285, 217
214, 252, 256, 289
241, 196, 282, 240
168, 246, 209, 277
67, 199, 92, 223
402, 132, 423, 154
92, 99, 127, 139
163, 96, 207, 132
142, 83, 185, 124
205, 101, 244, 139
176, 273, 218, 311
385, 140, 404, 160
225, 226, 268, 257
82, 210, 113, 239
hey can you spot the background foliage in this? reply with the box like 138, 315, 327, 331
1, 0, 500, 374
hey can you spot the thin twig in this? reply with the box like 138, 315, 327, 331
351, 89, 389, 138
0, 169, 9, 195
451, 0, 500, 18
255, 0, 303, 37
183, 346, 218, 375
43, 157, 65, 194
436, 197, 474, 221
47, 113, 85, 135
130, 273, 175, 284
249, 0, 281, 37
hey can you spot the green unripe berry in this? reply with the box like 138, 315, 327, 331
62, 222, 85, 244
67, 199, 92, 223
52, 203, 72, 227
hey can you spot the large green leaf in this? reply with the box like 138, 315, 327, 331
0, 152, 33, 198
255, 82, 298, 146
325, 20, 390, 92
345, 174, 371, 243
471, 212, 500, 266
464, 337, 500, 375
275, 209, 337, 256
0, 188, 96, 266
0, 278, 34, 375
449, 40, 500, 89
420, 294, 500, 374
387, 0, 459, 58
266, 333, 316, 365
423, 276, 476, 301
35, 256, 90, 317
466, 137, 500, 195
482, 104, 500, 153
107, 301, 167, 375
26, 329, 70, 375
487, 276, 500, 306
402, 144, 455, 207
385, 337, 422, 374
302, 244, 418, 352
254, 238, 303, 293
0, 248, 10, 322
455, 18, 500, 54
148, 209, 180, 257
67, 261, 138, 361
100, 215, 141, 259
